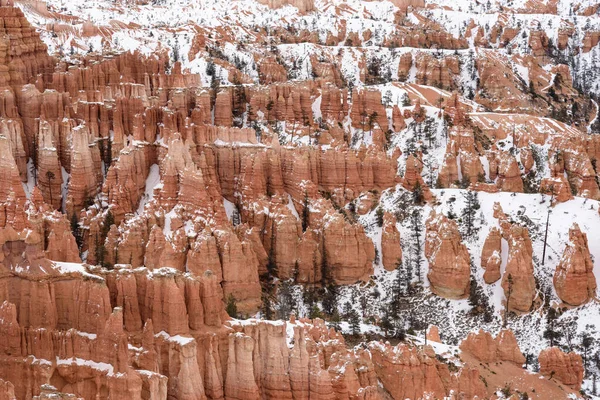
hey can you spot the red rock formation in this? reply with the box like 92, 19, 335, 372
554, 223, 597, 306
495, 329, 526, 365
66, 125, 99, 217
0, 3, 595, 399
539, 347, 584, 390
502, 225, 536, 313
460, 329, 525, 365
256, 0, 315, 12
426, 325, 441, 343
322, 212, 374, 284
438, 126, 484, 187
425, 211, 470, 299
369, 341, 451, 399
380, 212, 401, 271
349, 89, 386, 130
540, 176, 573, 203
0, 379, 15, 400
481, 227, 502, 284
460, 329, 498, 363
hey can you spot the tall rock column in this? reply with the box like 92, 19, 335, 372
480, 227, 502, 284
553, 223, 596, 306
36, 119, 63, 210
66, 126, 98, 217
425, 211, 471, 299
539, 347, 584, 390
502, 225, 535, 313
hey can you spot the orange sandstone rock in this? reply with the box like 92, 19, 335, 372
425, 211, 471, 299
554, 223, 597, 306
539, 347, 584, 390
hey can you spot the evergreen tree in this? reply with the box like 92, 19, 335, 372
70, 214, 83, 250
106, 136, 113, 172
401, 93, 411, 107
266, 100, 274, 123
375, 207, 384, 227
301, 192, 310, 232
95, 233, 107, 268
380, 308, 394, 336
580, 325, 595, 371
172, 39, 180, 62
383, 90, 392, 107
303, 286, 316, 311
321, 284, 338, 317
349, 309, 361, 336
46, 171, 55, 206
266, 221, 278, 278
423, 117, 437, 149
226, 294, 238, 318
359, 292, 368, 317
102, 211, 115, 239
460, 191, 481, 241
342, 301, 354, 320
308, 304, 323, 319
330, 309, 342, 332
277, 281, 296, 319
262, 288, 274, 320
412, 181, 424, 205
468, 276, 493, 322
504, 273, 514, 327
410, 209, 423, 283
543, 308, 562, 347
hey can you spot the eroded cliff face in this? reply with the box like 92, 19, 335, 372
0, 0, 598, 398
0, 242, 580, 400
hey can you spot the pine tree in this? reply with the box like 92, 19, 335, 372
423, 117, 437, 149
375, 207, 384, 227
383, 90, 392, 107
321, 284, 338, 317
262, 288, 274, 320
303, 286, 316, 311
226, 294, 238, 318
266, 221, 278, 278
349, 309, 361, 336
95, 233, 107, 268
342, 301, 353, 320
172, 39, 180, 62
412, 181, 424, 205
401, 93, 411, 107
330, 309, 342, 332
46, 170, 55, 207
410, 209, 423, 284
102, 211, 115, 239
266, 100, 274, 123
70, 214, 82, 250
359, 292, 368, 317
277, 281, 296, 319
543, 307, 562, 347
504, 274, 514, 327
468, 276, 493, 322
580, 325, 595, 371
461, 191, 481, 241
302, 192, 310, 232
380, 309, 394, 336
308, 304, 323, 319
